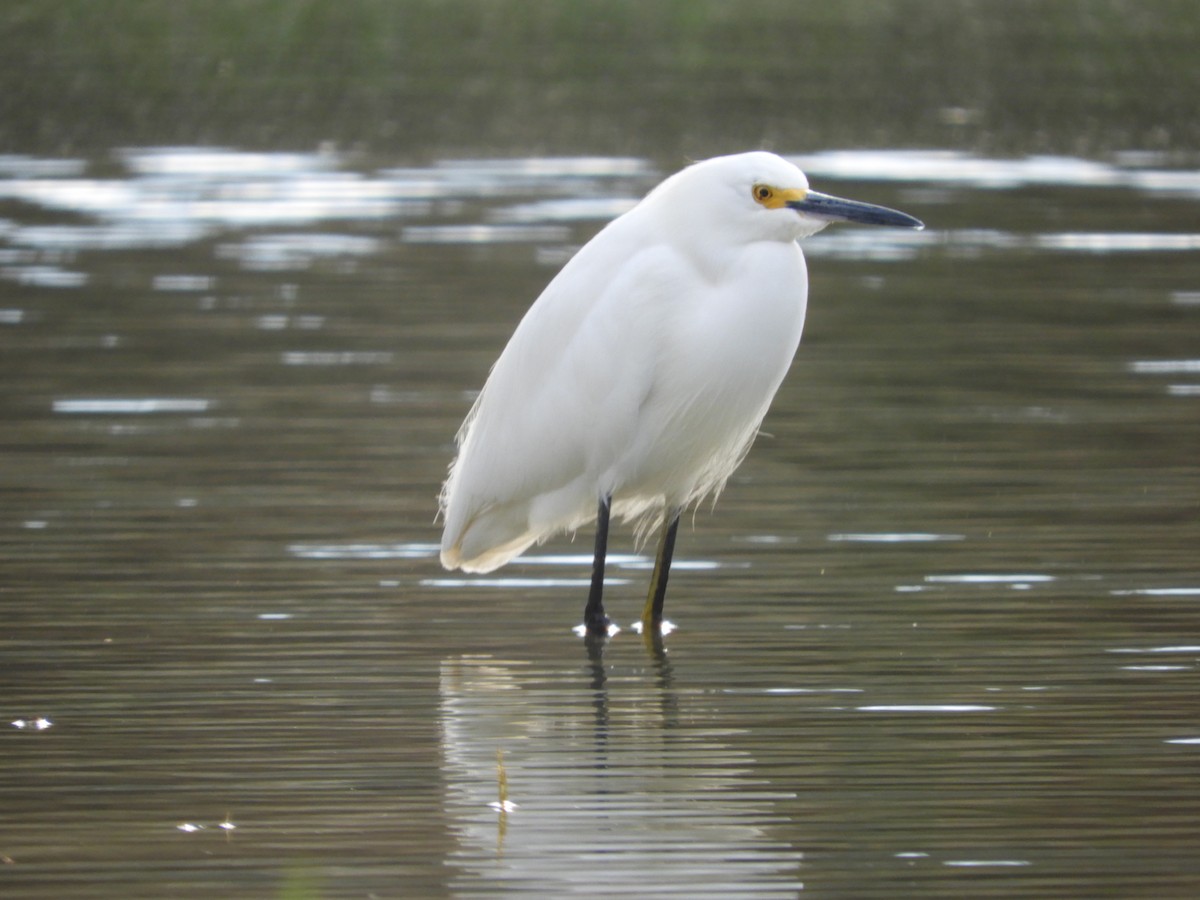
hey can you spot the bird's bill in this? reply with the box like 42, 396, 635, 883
787, 190, 924, 230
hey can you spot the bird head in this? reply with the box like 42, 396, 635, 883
659, 152, 924, 245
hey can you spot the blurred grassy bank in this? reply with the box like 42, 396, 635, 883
1, 0, 1197, 162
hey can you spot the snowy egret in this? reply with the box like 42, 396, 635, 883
439, 151, 922, 637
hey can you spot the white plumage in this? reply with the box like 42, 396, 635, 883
438, 151, 922, 634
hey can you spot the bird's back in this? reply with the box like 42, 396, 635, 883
440, 154, 811, 573
440, 206, 667, 571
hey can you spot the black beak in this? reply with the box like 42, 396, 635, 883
788, 190, 924, 229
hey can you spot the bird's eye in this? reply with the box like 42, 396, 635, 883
753, 184, 774, 204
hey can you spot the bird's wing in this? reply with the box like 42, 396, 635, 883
441, 229, 683, 571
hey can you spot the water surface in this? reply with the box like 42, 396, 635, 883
4, 4, 1200, 896
4, 142, 1199, 898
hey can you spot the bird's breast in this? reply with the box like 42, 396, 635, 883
686, 240, 808, 377
612, 241, 808, 502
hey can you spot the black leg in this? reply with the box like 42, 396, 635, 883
641, 509, 680, 635
582, 495, 612, 635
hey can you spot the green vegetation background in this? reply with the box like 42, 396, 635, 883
1, 0, 1197, 160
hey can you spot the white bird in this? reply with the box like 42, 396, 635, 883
439, 151, 922, 637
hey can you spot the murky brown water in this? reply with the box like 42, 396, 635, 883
4, 143, 1198, 899
4, 5, 1200, 898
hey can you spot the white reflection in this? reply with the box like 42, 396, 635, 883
255, 314, 325, 331
280, 351, 393, 366
122, 147, 337, 178
572, 620, 622, 638
0, 155, 86, 178
804, 228, 929, 261
515, 551, 722, 572
857, 705, 997, 713
401, 224, 569, 244
11, 717, 53, 731
828, 532, 964, 543
151, 274, 214, 292
424, 577, 620, 589
516, 552, 642, 566
1110, 587, 1200, 596
218, 233, 381, 271
174, 813, 236, 835
773, 225, 1200, 261
10, 221, 205, 250
628, 618, 676, 636
439, 655, 804, 896
1129, 360, 1200, 374
3, 147, 1200, 267
794, 149, 1115, 188
1106, 645, 1200, 654
52, 398, 212, 414
1037, 232, 1200, 253
1126, 169, 1200, 195
737, 535, 801, 545
721, 687, 862, 695
0, 146, 419, 253
796, 149, 1120, 188
924, 574, 1054, 588
1, 265, 87, 287
421, 547, 718, 590
287, 542, 438, 560
490, 197, 638, 224
433, 156, 650, 178
1, 178, 137, 217
619, 559, 722, 572
792, 148, 1200, 196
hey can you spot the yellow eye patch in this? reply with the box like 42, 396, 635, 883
751, 184, 806, 209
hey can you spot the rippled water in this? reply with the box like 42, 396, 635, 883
3, 142, 1200, 898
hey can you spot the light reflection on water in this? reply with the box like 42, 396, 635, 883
3, 144, 1200, 898
3, 145, 1200, 265
439, 655, 805, 897
793, 148, 1200, 195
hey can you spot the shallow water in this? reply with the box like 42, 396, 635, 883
3, 141, 1199, 898
5, 2, 1200, 890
